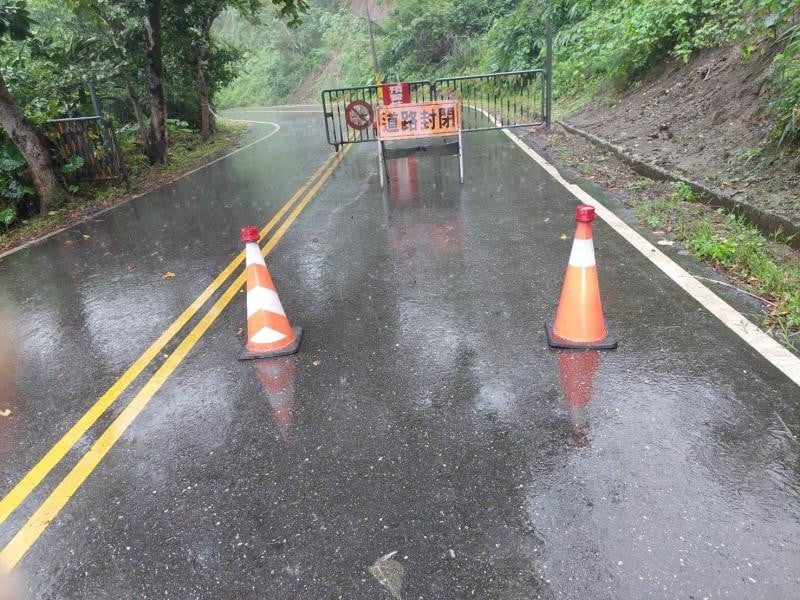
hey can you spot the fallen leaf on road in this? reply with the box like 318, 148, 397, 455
163, 271, 176, 279
657, 240, 674, 246
127, 265, 137, 272
560, 234, 568, 240
369, 552, 403, 600
236, 328, 243, 336
82, 234, 91, 240
312, 360, 320, 366
0, 409, 10, 418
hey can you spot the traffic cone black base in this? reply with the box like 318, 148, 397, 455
239, 326, 303, 361
545, 321, 617, 350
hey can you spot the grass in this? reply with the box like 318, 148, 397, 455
0, 121, 246, 253
533, 112, 800, 351
635, 182, 800, 344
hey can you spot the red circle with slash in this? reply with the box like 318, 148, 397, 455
345, 100, 374, 130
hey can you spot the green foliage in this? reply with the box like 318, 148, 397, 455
671, 180, 695, 202
0, 205, 16, 230
636, 192, 800, 336
215, 4, 370, 107
687, 210, 800, 334
57, 154, 84, 174
0, 0, 34, 44
553, 0, 745, 92
0, 137, 34, 208
378, 0, 520, 79
481, 0, 547, 72
769, 28, 800, 148
0, 136, 35, 230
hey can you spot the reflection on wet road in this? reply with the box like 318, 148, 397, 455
0, 109, 798, 599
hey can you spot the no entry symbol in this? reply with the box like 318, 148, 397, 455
345, 99, 374, 131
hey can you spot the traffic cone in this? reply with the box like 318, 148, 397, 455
239, 226, 302, 360
545, 205, 617, 349
555, 350, 600, 448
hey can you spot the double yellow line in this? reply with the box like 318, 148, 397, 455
0, 144, 352, 572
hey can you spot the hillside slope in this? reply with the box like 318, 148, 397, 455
564, 43, 799, 232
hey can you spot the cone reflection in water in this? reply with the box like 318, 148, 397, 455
252, 359, 296, 446
556, 350, 600, 448
546, 205, 617, 349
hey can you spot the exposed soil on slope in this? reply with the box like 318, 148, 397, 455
291, 51, 345, 104
565, 43, 800, 232
349, 0, 392, 23
290, 0, 392, 103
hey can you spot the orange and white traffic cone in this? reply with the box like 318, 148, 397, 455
546, 205, 617, 349
239, 226, 302, 360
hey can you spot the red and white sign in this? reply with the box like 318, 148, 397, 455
381, 82, 411, 106
344, 99, 374, 130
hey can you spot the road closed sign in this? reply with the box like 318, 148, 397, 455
376, 100, 460, 141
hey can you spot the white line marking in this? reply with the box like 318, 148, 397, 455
179, 123, 280, 178
479, 109, 800, 387
0, 123, 281, 261
212, 106, 321, 125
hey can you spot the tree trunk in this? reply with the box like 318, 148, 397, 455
197, 9, 219, 141
197, 44, 212, 141
144, 0, 168, 164
0, 71, 66, 217
94, 6, 148, 140
123, 74, 147, 140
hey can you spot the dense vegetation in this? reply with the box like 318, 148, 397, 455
0, 0, 306, 237
218, 0, 800, 147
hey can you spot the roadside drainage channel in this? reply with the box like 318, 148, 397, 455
556, 120, 800, 251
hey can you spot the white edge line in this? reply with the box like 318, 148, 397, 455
0, 122, 281, 261
475, 107, 800, 388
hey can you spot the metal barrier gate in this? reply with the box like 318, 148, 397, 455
435, 70, 546, 131
43, 116, 126, 182
321, 69, 548, 150
322, 80, 433, 149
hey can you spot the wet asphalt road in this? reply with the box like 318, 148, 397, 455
0, 109, 798, 599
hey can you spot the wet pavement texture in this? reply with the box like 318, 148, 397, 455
0, 110, 799, 599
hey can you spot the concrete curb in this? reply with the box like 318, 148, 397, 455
555, 120, 800, 250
